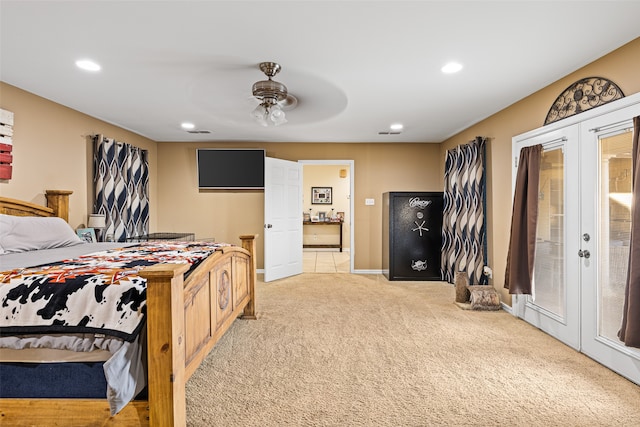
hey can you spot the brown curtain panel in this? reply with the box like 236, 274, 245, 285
504, 144, 542, 294
619, 116, 640, 347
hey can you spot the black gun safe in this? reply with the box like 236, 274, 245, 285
382, 192, 444, 280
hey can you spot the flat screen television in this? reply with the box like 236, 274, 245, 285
196, 149, 265, 190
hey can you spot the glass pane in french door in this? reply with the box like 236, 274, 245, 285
598, 132, 632, 341
533, 147, 564, 316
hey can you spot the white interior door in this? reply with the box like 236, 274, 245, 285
513, 126, 582, 350
580, 104, 640, 384
264, 157, 303, 282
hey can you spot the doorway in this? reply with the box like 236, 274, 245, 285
299, 160, 354, 273
513, 95, 640, 385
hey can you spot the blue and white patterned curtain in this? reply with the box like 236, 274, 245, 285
93, 135, 149, 242
441, 136, 488, 284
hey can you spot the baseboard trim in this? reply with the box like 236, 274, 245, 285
501, 301, 514, 315
353, 269, 383, 275
303, 248, 351, 253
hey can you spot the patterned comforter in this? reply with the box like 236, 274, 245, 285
0, 242, 227, 341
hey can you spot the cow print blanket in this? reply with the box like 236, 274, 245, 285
0, 242, 228, 341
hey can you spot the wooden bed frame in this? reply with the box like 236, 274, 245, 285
0, 190, 257, 426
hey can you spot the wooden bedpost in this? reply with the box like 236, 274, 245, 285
45, 189, 72, 222
139, 263, 190, 427
240, 234, 258, 320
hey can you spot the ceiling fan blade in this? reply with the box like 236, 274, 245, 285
278, 94, 298, 111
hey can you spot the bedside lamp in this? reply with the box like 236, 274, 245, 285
88, 214, 106, 241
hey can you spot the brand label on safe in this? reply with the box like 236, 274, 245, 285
409, 197, 433, 209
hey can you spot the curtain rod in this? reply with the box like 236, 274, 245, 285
589, 119, 633, 133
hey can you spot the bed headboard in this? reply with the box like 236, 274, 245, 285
0, 190, 72, 222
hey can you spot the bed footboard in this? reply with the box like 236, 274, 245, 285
140, 233, 258, 426
0, 234, 258, 426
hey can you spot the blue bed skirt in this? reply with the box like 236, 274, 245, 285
0, 362, 107, 398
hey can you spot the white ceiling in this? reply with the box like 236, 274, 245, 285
1, 1, 639, 143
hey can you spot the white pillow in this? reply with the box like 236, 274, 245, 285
0, 214, 84, 254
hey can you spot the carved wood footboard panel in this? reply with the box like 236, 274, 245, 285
183, 245, 255, 380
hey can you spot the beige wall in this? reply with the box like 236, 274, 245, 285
439, 37, 640, 305
156, 142, 442, 270
0, 82, 158, 230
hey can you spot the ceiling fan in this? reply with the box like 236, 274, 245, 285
250, 62, 297, 126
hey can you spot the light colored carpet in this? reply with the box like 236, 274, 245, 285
186, 273, 640, 426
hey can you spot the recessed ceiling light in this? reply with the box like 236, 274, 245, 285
390, 123, 404, 131
75, 59, 101, 72
181, 122, 195, 130
441, 62, 463, 74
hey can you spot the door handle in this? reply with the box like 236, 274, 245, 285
578, 249, 590, 259
264, 224, 273, 229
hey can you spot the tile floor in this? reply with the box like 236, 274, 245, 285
303, 251, 351, 273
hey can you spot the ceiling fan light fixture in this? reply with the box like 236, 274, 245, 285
251, 103, 269, 127
251, 61, 293, 126
251, 103, 267, 119
269, 105, 287, 126
249, 102, 287, 127
252, 79, 288, 102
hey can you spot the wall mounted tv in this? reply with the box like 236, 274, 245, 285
196, 148, 265, 190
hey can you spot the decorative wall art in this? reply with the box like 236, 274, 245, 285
544, 76, 624, 125
0, 109, 14, 180
311, 187, 332, 204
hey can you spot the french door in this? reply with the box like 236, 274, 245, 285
580, 106, 640, 384
513, 94, 640, 385
513, 126, 582, 350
